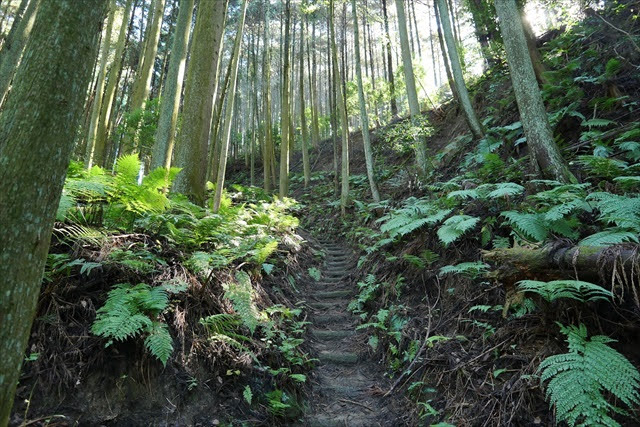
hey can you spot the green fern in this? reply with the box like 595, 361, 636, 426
501, 211, 549, 242
588, 192, 640, 230
517, 280, 612, 303
92, 283, 173, 365
437, 215, 479, 246
377, 197, 451, 238
579, 229, 639, 246
439, 261, 490, 279
485, 182, 525, 199
223, 271, 261, 334
144, 322, 173, 366
539, 324, 640, 427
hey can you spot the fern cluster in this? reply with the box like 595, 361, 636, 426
539, 324, 640, 426
92, 283, 173, 365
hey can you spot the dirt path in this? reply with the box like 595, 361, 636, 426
300, 240, 404, 426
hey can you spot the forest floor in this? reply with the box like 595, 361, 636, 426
298, 238, 405, 426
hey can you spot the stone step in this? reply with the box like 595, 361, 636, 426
309, 301, 348, 310
313, 313, 353, 325
311, 329, 355, 340
324, 270, 348, 277
318, 351, 359, 365
312, 290, 352, 299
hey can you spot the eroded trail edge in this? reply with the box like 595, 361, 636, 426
301, 240, 402, 426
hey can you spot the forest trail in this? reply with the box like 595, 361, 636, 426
300, 240, 401, 426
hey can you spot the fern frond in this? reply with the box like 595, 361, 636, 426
437, 215, 479, 246
144, 322, 173, 366
539, 324, 640, 427
486, 182, 525, 199
517, 280, 612, 303
223, 271, 260, 334
579, 229, 639, 246
501, 211, 548, 242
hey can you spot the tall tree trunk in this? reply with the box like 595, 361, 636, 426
0, 0, 28, 55
494, 0, 573, 182
92, 0, 135, 168
0, 0, 38, 107
411, 0, 422, 58
150, 0, 194, 170
212, 0, 247, 213
436, 0, 484, 140
0, 1, 105, 423
173, 0, 227, 203
278, 0, 292, 198
85, 0, 117, 168
262, 0, 275, 191
327, 9, 339, 193
352, 0, 381, 202
122, 0, 166, 155
434, 0, 456, 100
309, 18, 320, 149
395, 0, 428, 173
381, 0, 398, 117
330, 0, 349, 215
299, 7, 310, 188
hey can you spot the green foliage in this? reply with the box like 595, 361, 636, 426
223, 271, 261, 334
378, 197, 451, 239
517, 280, 612, 303
437, 215, 479, 246
539, 324, 640, 427
92, 283, 173, 365
439, 261, 490, 279
307, 267, 321, 281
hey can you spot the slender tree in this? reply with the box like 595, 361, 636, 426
92, 0, 135, 168
85, 0, 117, 168
329, 0, 349, 215
262, 0, 275, 191
381, 0, 398, 117
352, 0, 380, 202
395, 0, 428, 173
172, 0, 227, 204
494, 0, 574, 182
213, 0, 248, 212
299, 8, 310, 188
436, 0, 484, 139
278, 0, 292, 198
0, 0, 38, 107
150, 0, 195, 170
0, 0, 106, 422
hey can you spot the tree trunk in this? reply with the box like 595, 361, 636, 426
483, 246, 640, 305
278, 0, 292, 198
352, 0, 380, 202
122, 0, 166, 155
0, 0, 38, 107
150, 0, 194, 170
494, 0, 574, 183
330, 0, 349, 215
212, 0, 247, 213
92, 0, 135, 168
262, 0, 275, 192
0, 0, 28, 56
309, 18, 321, 149
381, 0, 398, 117
0, 0, 105, 423
436, 0, 485, 140
173, 0, 227, 204
85, 0, 117, 168
395, 0, 429, 174
327, 14, 339, 193
299, 8, 310, 188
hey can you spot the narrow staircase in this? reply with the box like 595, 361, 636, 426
301, 241, 401, 426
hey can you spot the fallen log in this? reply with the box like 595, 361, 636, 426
482, 244, 640, 308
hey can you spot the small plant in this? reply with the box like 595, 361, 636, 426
437, 215, 480, 246
539, 323, 640, 426
92, 283, 173, 365
517, 280, 612, 303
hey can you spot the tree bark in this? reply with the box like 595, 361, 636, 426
352, 0, 380, 202
150, 0, 194, 170
299, 8, 310, 188
85, 0, 117, 168
0, 0, 38, 107
173, 0, 227, 204
262, 0, 275, 192
278, 0, 292, 198
0, 0, 105, 422
436, 0, 485, 140
494, 0, 574, 183
213, 0, 248, 213
395, 0, 429, 173
381, 0, 398, 117
330, 0, 349, 215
